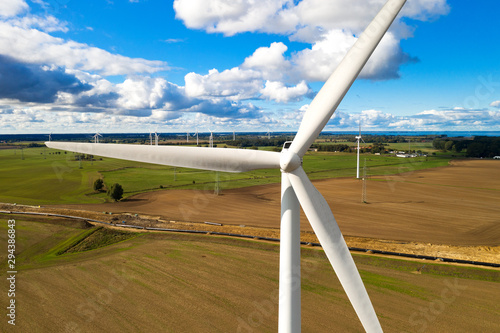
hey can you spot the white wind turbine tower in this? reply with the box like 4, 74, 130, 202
45, 1, 406, 331
233, 130, 236, 141
195, 129, 199, 146
355, 122, 365, 179
93, 132, 102, 144
186, 131, 189, 143
154, 130, 160, 146
149, 131, 153, 145
208, 129, 214, 148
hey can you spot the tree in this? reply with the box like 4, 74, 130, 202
444, 140, 454, 151
108, 183, 123, 201
432, 138, 445, 150
371, 143, 386, 154
93, 178, 104, 192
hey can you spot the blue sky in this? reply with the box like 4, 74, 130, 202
0, 0, 499, 134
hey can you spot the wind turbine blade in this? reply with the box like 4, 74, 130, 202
289, 0, 406, 157
45, 142, 280, 173
287, 167, 382, 332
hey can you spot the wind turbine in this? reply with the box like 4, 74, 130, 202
186, 131, 189, 143
208, 129, 214, 148
149, 131, 153, 145
45, 1, 406, 331
154, 130, 160, 146
93, 132, 102, 144
355, 122, 365, 179
266, 129, 271, 140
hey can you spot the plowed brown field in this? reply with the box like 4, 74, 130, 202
56, 160, 500, 247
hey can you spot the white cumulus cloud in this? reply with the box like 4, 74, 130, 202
174, 0, 450, 38
261, 81, 311, 103
0, 0, 28, 18
0, 21, 167, 76
241, 42, 290, 81
174, 0, 448, 82
325, 108, 500, 131
173, 0, 294, 36
185, 68, 263, 100
490, 101, 500, 108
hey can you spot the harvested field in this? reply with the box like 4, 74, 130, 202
55, 160, 500, 247
1, 217, 499, 333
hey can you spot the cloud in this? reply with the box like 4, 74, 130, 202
0, 108, 185, 133
6, 14, 68, 32
0, 0, 28, 18
0, 55, 92, 103
0, 0, 461, 134
411, 109, 500, 128
241, 42, 290, 81
173, 0, 294, 36
292, 30, 415, 82
174, 0, 447, 82
261, 81, 312, 103
184, 43, 315, 102
401, 0, 450, 21
325, 108, 500, 131
116, 77, 195, 111
0, 21, 167, 76
490, 101, 500, 108
188, 99, 263, 119
174, 0, 450, 38
162, 38, 185, 43
185, 68, 263, 100
291, 29, 356, 81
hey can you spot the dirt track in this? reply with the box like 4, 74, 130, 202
56, 160, 500, 247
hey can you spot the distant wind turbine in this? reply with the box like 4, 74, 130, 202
355, 123, 365, 179
155, 131, 160, 146
45, 1, 406, 330
208, 129, 214, 148
93, 132, 102, 144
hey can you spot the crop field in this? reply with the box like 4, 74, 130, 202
55, 159, 500, 253
0, 145, 452, 205
0, 216, 498, 332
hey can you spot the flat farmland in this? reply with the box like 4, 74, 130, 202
57, 160, 500, 247
0, 217, 498, 333
0, 146, 451, 205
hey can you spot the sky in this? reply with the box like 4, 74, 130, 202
0, 0, 499, 134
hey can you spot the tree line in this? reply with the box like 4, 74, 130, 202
433, 137, 500, 158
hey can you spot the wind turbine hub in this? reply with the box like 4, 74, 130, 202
280, 150, 301, 173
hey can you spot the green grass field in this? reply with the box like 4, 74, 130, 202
0, 143, 452, 205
